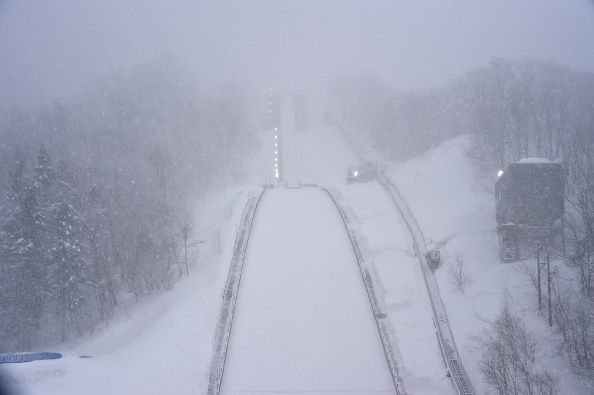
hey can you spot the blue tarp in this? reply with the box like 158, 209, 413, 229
0, 352, 62, 364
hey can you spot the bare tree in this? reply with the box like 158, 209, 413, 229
180, 220, 193, 276
551, 283, 594, 373
476, 301, 558, 395
448, 253, 468, 293
566, 130, 594, 297
0, 57, 250, 350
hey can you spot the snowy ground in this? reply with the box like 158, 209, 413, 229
386, 135, 592, 394
261, 105, 454, 394
2, 189, 250, 395
296, 122, 592, 392
220, 187, 394, 395
6, 99, 588, 395
336, 184, 455, 394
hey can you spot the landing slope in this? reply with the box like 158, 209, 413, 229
220, 187, 394, 395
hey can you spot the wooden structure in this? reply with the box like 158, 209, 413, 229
495, 159, 566, 262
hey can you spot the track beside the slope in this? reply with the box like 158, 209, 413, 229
207, 188, 267, 395
378, 176, 474, 395
320, 187, 408, 395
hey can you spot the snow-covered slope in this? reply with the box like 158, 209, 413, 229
336, 183, 455, 394
3, 189, 250, 395
386, 135, 591, 394
220, 187, 394, 395
268, 112, 458, 394
290, 125, 358, 186
6, 117, 587, 395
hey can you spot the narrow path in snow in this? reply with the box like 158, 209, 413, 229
378, 176, 474, 395
220, 187, 395, 395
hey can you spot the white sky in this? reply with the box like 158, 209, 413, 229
1, 0, 593, 108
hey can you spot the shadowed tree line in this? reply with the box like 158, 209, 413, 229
0, 57, 253, 351
334, 59, 594, 387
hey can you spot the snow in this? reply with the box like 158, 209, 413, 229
257, 105, 454, 393
2, 188, 251, 395
4, 103, 587, 395
336, 184, 455, 394
5, 270, 219, 394
516, 157, 553, 164
291, 126, 359, 187
252, 104, 457, 394
278, 99, 358, 187
220, 187, 394, 395
386, 135, 592, 393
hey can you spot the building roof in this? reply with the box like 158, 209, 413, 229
516, 157, 553, 164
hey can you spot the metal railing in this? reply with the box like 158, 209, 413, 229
321, 186, 408, 395
378, 176, 474, 395
0, 352, 62, 364
207, 188, 267, 395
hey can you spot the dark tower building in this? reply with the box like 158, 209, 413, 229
495, 159, 566, 262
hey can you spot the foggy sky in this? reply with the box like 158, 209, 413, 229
1, 0, 594, 110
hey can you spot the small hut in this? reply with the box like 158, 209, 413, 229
495, 158, 566, 262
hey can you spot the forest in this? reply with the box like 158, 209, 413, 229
0, 57, 253, 351
334, 59, 594, 378
2, 55, 594, 386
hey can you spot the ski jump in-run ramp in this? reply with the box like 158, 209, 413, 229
217, 187, 395, 395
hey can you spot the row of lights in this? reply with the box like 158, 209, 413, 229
269, 88, 280, 181
274, 128, 279, 180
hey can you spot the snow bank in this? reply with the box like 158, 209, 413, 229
336, 183, 454, 394
386, 135, 590, 394
3, 188, 251, 395
516, 157, 553, 164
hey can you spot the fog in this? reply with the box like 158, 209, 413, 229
2, 0, 594, 109
2, 2, 594, 395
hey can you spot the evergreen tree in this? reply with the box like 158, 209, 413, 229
0, 152, 28, 350
8, 150, 27, 206
85, 185, 118, 322
33, 145, 55, 199
2, 159, 46, 350
50, 202, 85, 342
33, 146, 57, 261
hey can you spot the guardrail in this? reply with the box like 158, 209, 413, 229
207, 188, 267, 395
377, 176, 474, 395
321, 186, 408, 395
0, 352, 62, 364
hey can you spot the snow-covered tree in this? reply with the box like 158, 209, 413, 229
50, 202, 86, 342
1, 156, 46, 350
0, 56, 251, 348
33, 145, 55, 202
